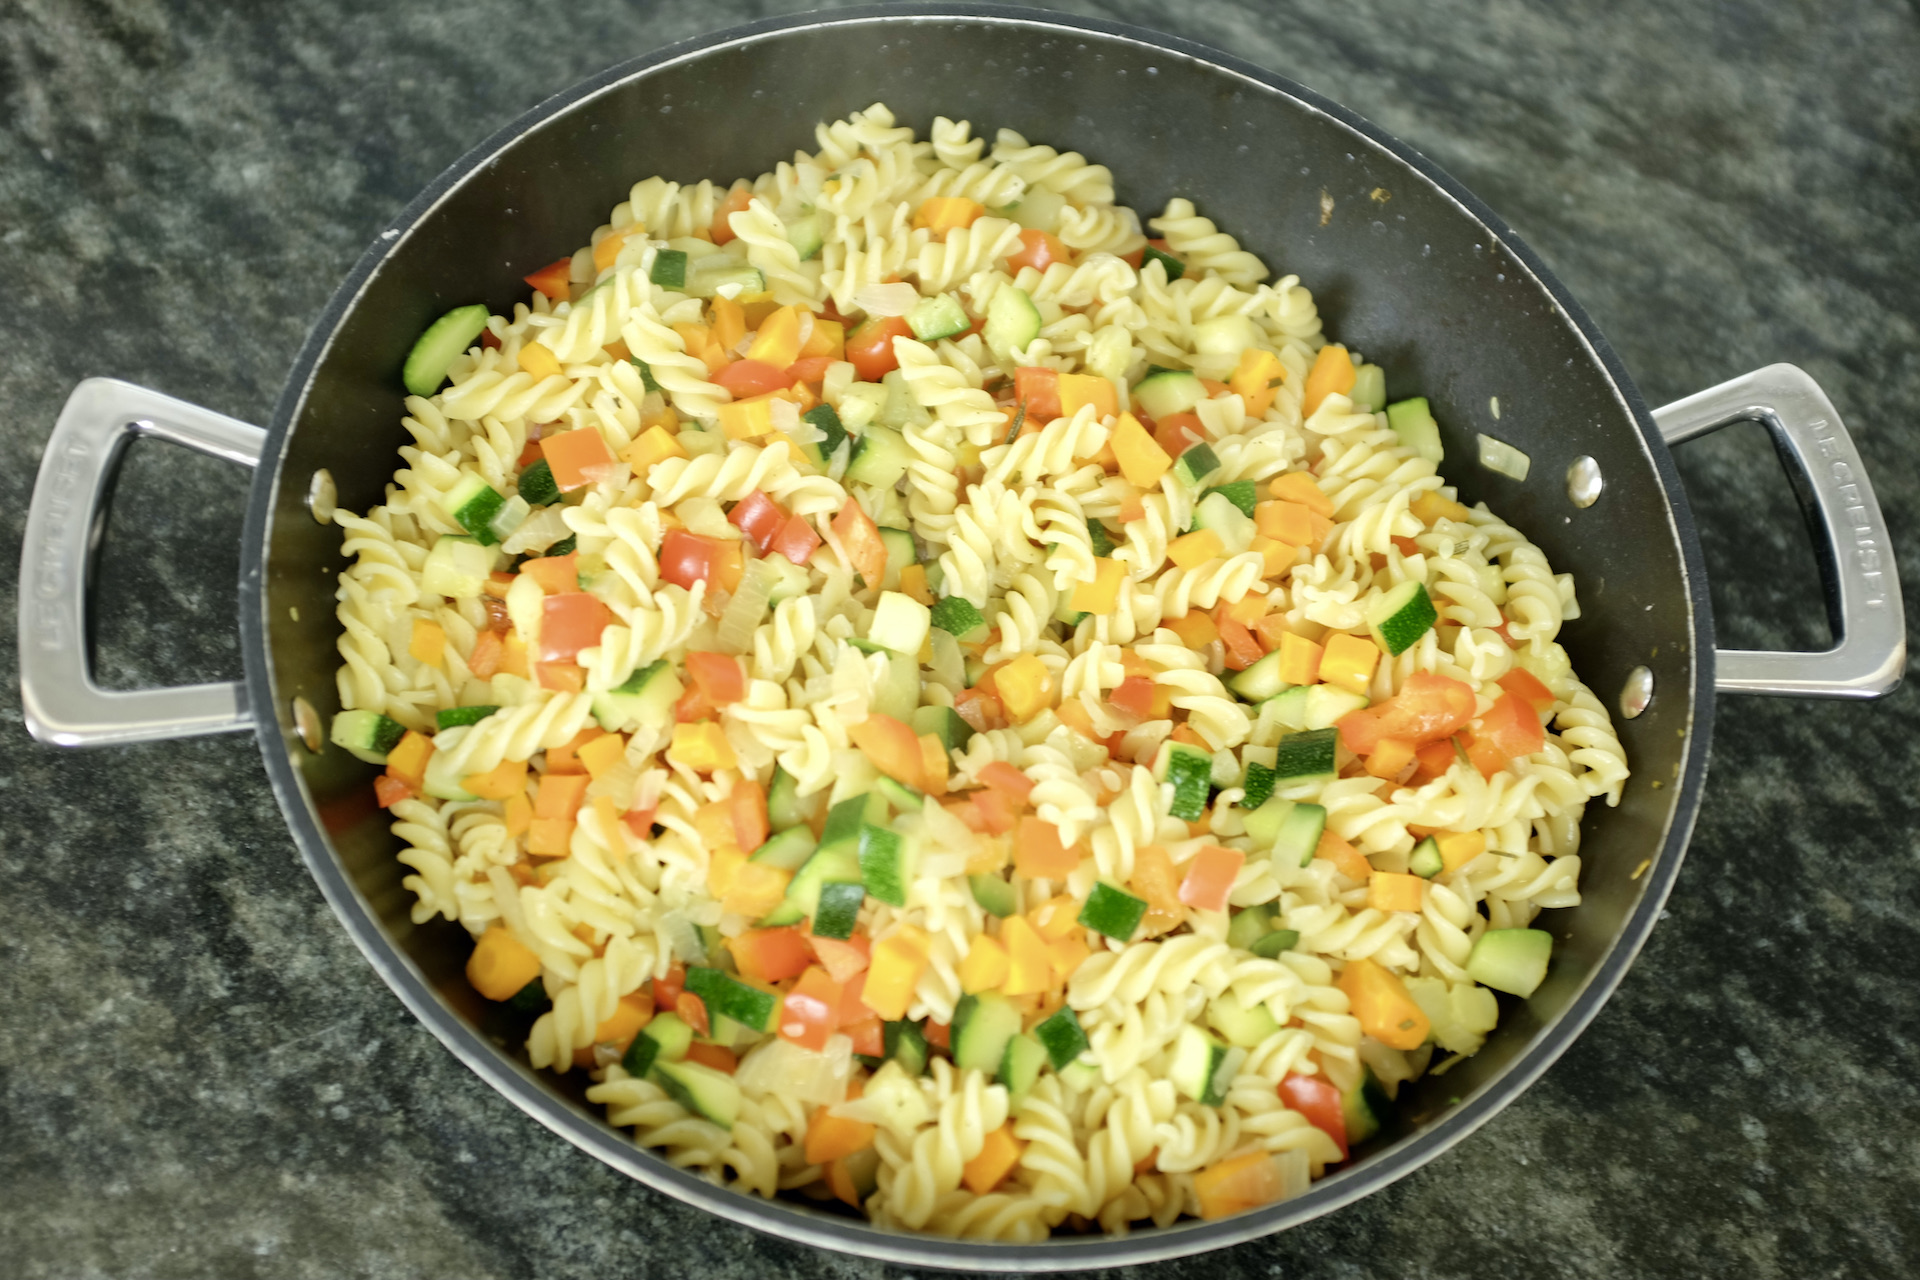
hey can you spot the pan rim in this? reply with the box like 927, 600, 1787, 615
239, 3, 1717, 1268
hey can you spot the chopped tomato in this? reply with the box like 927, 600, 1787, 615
923, 1018, 951, 1051
728, 490, 788, 554
715, 359, 796, 398
770, 513, 822, 567
1278, 1074, 1348, 1160
1479, 689, 1546, 760
673, 682, 714, 724
807, 930, 872, 984
831, 500, 889, 588
1178, 844, 1244, 913
846, 315, 913, 382
1109, 676, 1156, 719
682, 1041, 737, 1074
971, 787, 1021, 836
658, 529, 725, 591
1496, 667, 1556, 714
978, 761, 1036, 805
710, 182, 752, 246
1006, 228, 1071, 273
844, 1015, 884, 1058
727, 925, 814, 985
779, 966, 844, 1052
373, 775, 414, 808
786, 355, 836, 384
542, 428, 621, 491
481, 329, 502, 351
1409, 738, 1459, 784
1153, 411, 1207, 457
1337, 671, 1477, 755
524, 258, 572, 301
652, 964, 687, 1011
685, 651, 746, 707
536, 593, 613, 663
1013, 367, 1062, 422
1463, 731, 1510, 780
848, 713, 927, 793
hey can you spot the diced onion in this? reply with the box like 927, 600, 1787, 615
715, 557, 774, 654
769, 396, 801, 436
657, 908, 706, 964
1477, 433, 1531, 481
502, 505, 571, 554
734, 1034, 853, 1106
854, 281, 920, 317
928, 627, 965, 690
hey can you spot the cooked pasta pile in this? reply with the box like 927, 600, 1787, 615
327, 104, 1628, 1239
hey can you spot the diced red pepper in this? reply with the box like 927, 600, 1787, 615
652, 964, 687, 1011
771, 513, 822, 567
1479, 689, 1545, 760
673, 682, 715, 724
1217, 615, 1263, 671
844, 1015, 884, 1058
373, 775, 414, 808
779, 966, 844, 1052
659, 529, 725, 592
1278, 1073, 1349, 1160
715, 359, 796, 398
831, 501, 889, 588
524, 258, 572, 302
978, 761, 1036, 805
728, 490, 787, 554
536, 593, 613, 663
1013, 366, 1062, 423
685, 651, 746, 707
846, 316, 913, 382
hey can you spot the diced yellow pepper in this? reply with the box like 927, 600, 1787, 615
518, 342, 563, 381
739, 293, 780, 329
1368, 871, 1426, 913
1226, 595, 1268, 626
1251, 535, 1296, 579
1318, 632, 1381, 696
622, 425, 689, 473
709, 295, 747, 353
1229, 347, 1286, 416
800, 317, 845, 360
962, 1122, 1025, 1195
862, 924, 931, 1021
1057, 373, 1118, 420
463, 757, 528, 801
1167, 528, 1224, 569
898, 563, 933, 605
592, 222, 646, 273
1256, 500, 1317, 546
384, 730, 434, 790
706, 843, 748, 899
503, 793, 533, 837
1301, 343, 1357, 417
1048, 933, 1091, 983
409, 618, 445, 666
692, 800, 736, 851
718, 394, 779, 441
1165, 611, 1218, 650
1268, 471, 1334, 518
1436, 829, 1487, 873
1277, 632, 1324, 686
1070, 557, 1124, 614
499, 634, 530, 679
959, 935, 1011, 993
914, 196, 986, 234
1029, 895, 1080, 941
1111, 412, 1172, 488
668, 721, 737, 773
965, 835, 1012, 876
1000, 916, 1053, 997
575, 731, 628, 780
1411, 490, 1472, 526
746, 305, 803, 370
996, 654, 1054, 723
722, 861, 792, 918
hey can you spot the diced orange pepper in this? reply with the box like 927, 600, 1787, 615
535, 772, 591, 821
682, 1042, 737, 1074
544, 728, 603, 775
1170, 724, 1209, 749
804, 1100, 876, 1165
962, 1123, 1025, 1194
861, 925, 930, 1021
898, 563, 933, 605
1369, 871, 1426, 913
1112, 412, 1172, 488
1167, 528, 1224, 569
729, 925, 814, 985
519, 553, 579, 595
1277, 632, 1324, 686
848, 713, 928, 794
569, 732, 623, 781
1225, 595, 1268, 627
1057, 373, 1118, 419
622, 425, 689, 473
1256, 500, 1317, 546
461, 757, 526, 801
384, 730, 433, 791
542, 428, 621, 492
1000, 916, 1052, 996
918, 734, 950, 797
710, 295, 747, 353
960, 935, 1011, 993
1251, 535, 1296, 578
1014, 816, 1080, 881
1269, 471, 1334, 518
535, 661, 586, 693
409, 618, 446, 666
592, 222, 647, 273
527, 817, 573, 857
717, 393, 780, 441
1301, 343, 1356, 417
722, 861, 792, 918
746, 305, 803, 370
1129, 845, 1186, 936
1315, 828, 1372, 882
503, 793, 532, 837
1047, 933, 1090, 983
466, 926, 543, 1001
1436, 829, 1487, 872
1319, 632, 1381, 696
498, 634, 530, 678
1165, 611, 1218, 650
1229, 347, 1287, 416
1411, 489, 1473, 526
1029, 895, 1080, 941
799, 317, 845, 361
706, 843, 747, 900
1337, 956, 1430, 1050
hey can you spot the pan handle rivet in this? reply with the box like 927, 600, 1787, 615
309, 468, 338, 524
1620, 665, 1654, 719
291, 696, 324, 753
1566, 456, 1603, 508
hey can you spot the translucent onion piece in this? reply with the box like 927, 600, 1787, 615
657, 908, 706, 965
734, 1034, 854, 1106
928, 627, 965, 690
715, 557, 774, 654
769, 396, 801, 436
854, 281, 920, 317
488, 494, 531, 541
502, 505, 571, 554
1477, 433, 1532, 481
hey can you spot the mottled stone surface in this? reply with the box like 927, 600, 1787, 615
3, 1, 1917, 1277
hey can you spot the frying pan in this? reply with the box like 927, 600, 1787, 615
15, 5, 1905, 1269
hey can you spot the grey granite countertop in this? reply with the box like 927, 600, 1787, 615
3, 1, 1918, 1277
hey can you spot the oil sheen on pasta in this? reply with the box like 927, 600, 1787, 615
327, 104, 1629, 1240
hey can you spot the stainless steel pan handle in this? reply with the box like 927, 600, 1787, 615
19, 378, 266, 746
1654, 364, 1905, 698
